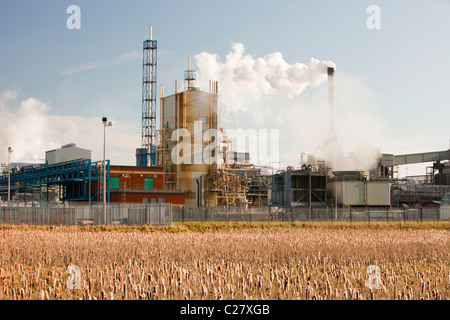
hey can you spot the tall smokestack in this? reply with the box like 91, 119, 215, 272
327, 67, 336, 142
324, 66, 339, 170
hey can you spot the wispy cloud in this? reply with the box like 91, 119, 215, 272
58, 50, 141, 76
1, 90, 19, 102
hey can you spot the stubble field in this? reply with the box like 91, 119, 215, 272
0, 222, 448, 300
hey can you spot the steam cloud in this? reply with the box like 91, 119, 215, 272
195, 43, 335, 110
0, 90, 139, 166
195, 43, 383, 171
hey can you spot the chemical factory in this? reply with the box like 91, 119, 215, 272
1, 27, 449, 219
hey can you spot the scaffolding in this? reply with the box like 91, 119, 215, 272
207, 164, 270, 207
391, 182, 450, 208
159, 127, 177, 190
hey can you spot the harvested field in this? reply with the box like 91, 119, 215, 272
0, 223, 448, 300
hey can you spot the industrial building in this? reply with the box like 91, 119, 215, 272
0, 144, 185, 205
0, 145, 107, 204
155, 57, 219, 206
207, 164, 270, 207
45, 143, 91, 165
1, 25, 449, 217
109, 165, 185, 204
149, 54, 271, 207
327, 171, 391, 207
271, 168, 327, 207
375, 150, 450, 208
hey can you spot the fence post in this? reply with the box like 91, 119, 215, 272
368, 209, 370, 225
420, 207, 423, 223
182, 206, 184, 223
386, 207, 389, 223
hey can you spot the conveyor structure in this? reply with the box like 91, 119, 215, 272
0, 159, 110, 204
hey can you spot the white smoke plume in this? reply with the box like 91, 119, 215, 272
0, 91, 139, 166
195, 43, 383, 171
195, 43, 335, 111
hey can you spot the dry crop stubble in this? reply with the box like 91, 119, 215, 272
0, 224, 448, 300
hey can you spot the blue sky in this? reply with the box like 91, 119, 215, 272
0, 0, 449, 176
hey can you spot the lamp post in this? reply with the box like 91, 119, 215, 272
333, 175, 338, 221
102, 117, 113, 224
8, 147, 13, 205
270, 161, 280, 208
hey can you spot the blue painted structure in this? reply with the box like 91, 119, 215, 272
0, 159, 110, 203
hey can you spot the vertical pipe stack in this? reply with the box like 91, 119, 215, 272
326, 67, 338, 171
327, 67, 336, 143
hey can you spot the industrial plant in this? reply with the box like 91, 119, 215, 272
1, 26, 449, 222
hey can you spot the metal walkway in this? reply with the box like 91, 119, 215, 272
0, 159, 110, 203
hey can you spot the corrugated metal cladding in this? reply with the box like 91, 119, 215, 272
160, 88, 219, 206
45, 146, 92, 165
367, 182, 391, 206
327, 181, 391, 206
441, 205, 450, 220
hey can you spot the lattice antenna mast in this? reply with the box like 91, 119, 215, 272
184, 55, 196, 91
141, 26, 157, 166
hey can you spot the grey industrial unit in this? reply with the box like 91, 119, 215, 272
45, 144, 92, 165
271, 170, 327, 207
327, 171, 391, 207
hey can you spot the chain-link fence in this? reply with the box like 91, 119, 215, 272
172, 205, 448, 223
1, 202, 448, 226
0, 202, 172, 226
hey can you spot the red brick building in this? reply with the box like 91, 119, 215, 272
109, 166, 185, 205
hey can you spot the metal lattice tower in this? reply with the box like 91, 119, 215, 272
184, 55, 196, 90
140, 26, 157, 167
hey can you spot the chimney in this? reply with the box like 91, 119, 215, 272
327, 67, 336, 142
